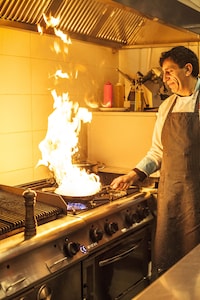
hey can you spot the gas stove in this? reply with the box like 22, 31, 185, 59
16, 176, 142, 213
0, 174, 155, 300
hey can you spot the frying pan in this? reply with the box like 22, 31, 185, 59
73, 161, 104, 173
57, 185, 112, 202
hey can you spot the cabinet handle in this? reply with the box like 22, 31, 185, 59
48, 257, 68, 270
1, 276, 26, 292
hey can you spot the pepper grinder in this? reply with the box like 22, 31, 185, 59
23, 189, 37, 240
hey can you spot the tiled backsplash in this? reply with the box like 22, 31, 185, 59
0, 27, 118, 185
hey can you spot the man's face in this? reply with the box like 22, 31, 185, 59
162, 58, 190, 95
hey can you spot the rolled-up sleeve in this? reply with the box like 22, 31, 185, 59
135, 156, 159, 176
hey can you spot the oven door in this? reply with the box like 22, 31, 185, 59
82, 226, 151, 300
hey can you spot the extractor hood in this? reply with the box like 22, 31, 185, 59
115, 0, 200, 34
0, 0, 200, 48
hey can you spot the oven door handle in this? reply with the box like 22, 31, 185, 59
98, 238, 142, 267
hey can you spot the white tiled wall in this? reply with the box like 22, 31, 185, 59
0, 27, 118, 185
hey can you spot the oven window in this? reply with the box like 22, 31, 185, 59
82, 226, 151, 300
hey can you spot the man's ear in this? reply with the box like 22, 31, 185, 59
185, 63, 193, 76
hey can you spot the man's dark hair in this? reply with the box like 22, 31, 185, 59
159, 46, 199, 78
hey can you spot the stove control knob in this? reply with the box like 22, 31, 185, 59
63, 240, 80, 257
89, 227, 103, 243
104, 222, 119, 236
37, 284, 52, 300
125, 212, 140, 226
137, 206, 149, 220
142, 207, 150, 217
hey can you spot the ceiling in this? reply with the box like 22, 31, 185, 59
0, 0, 200, 48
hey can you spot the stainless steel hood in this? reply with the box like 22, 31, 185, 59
0, 0, 200, 48
115, 0, 200, 34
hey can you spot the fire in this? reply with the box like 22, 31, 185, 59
37, 24, 43, 35
54, 28, 72, 44
38, 90, 101, 196
42, 13, 60, 28
37, 14, 101, 196
54, 69, 70, 79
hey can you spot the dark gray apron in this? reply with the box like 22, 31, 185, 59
152, 92, 200, 277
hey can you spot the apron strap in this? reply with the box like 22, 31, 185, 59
195, 90, 200, 113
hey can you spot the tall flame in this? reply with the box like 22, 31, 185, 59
37, 14, 101, 196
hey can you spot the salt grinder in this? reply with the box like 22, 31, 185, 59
23, 189, 37, 240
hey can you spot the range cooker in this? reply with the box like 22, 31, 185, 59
0, 172, 155, 300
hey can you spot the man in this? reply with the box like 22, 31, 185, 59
111, 46, 200, 279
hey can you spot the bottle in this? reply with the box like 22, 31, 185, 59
135, 86, 145, 111
128, 85, 135, 111
113, 83, 125, 107
103, 82, 113, 107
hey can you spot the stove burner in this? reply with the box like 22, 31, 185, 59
67, 202, 87, 213
65, 186, 140, 214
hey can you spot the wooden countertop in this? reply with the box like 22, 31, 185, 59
133, 244, 200, 300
